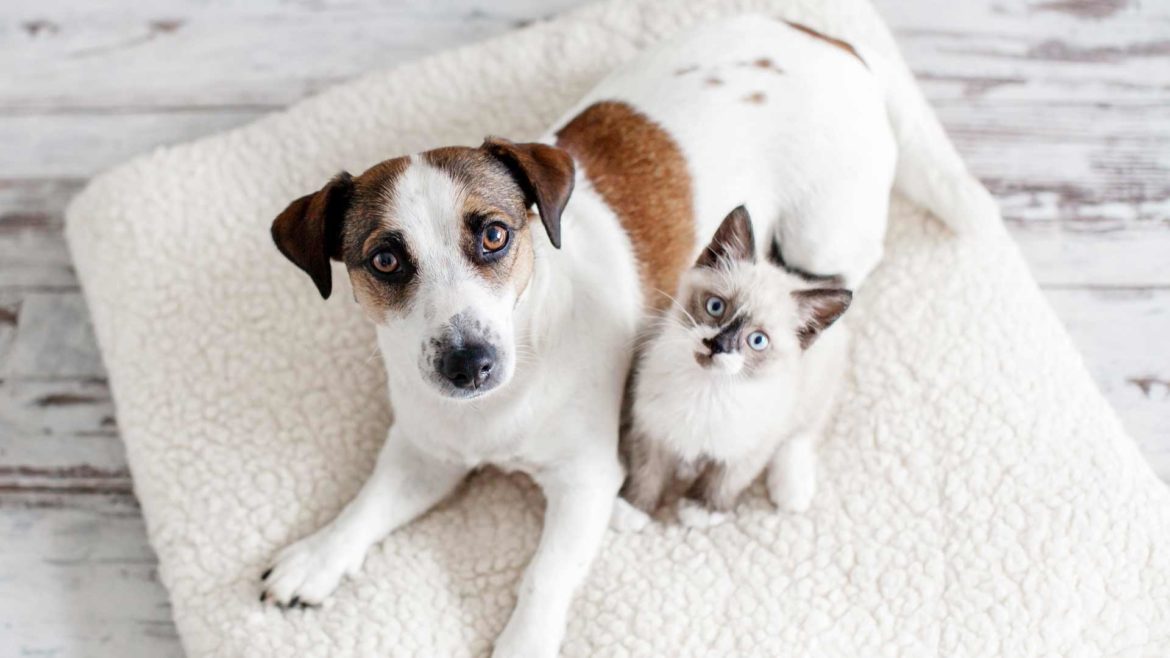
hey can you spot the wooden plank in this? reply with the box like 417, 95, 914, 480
0, 288, 123, 495
1045, 287, 1170, 480
880, 0, 1170, 104
0, 0, 589, 111
0, 378, 127, 496
1008, 225, 1170, 288
1, 0, 1167, 110
6, 100, 1168, 192
0, 111, 263, 179
0, 292, 104, 379
945, 101, 1170, 227
0, 179, 84, 290
0, 495, 181, 658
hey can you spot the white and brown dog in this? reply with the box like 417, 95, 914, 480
261, 15, 994, 657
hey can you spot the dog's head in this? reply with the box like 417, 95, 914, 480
271, 138, 575, 401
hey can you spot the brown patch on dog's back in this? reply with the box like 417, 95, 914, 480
741, 57, 784, 74
555, 101, 695, 310
784, 20, 867, 67
743, 91, 767, 104
704, 76, 724, 87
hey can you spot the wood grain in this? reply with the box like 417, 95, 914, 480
0, 0, 1167, 655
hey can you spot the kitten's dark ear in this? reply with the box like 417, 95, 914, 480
481, 137, 575, 249
697, 205, 755, 268
792, 288, 852, 349
270, 172, 354, 299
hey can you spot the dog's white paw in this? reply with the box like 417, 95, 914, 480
260, 530, 365, 608
610, 498, 653, 532
767, 463, 816, 513
676, 499, 728, 529
492, 619, 561, 658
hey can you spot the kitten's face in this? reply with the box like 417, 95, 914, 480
677, 264, 803, 376
652, 205, 852, 378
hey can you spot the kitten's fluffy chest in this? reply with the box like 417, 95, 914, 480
632, 358, 796, 463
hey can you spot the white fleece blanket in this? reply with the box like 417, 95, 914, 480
64, 0, 1170, 655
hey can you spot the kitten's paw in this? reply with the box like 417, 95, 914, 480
767, 465, 816, 513
677, 499, 728, 528
610, 498, 653, 532
260, 531, 365, 608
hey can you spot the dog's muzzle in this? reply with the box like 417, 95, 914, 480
438, 342, 498, 391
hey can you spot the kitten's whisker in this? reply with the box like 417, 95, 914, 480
652, 289, 698, 327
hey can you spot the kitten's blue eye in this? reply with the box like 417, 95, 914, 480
705, 296, 726, 317
748, 331, 769, 351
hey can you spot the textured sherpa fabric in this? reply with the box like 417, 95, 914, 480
64, 0, 1170, 655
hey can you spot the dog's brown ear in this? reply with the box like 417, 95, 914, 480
792, 288, 852, 349
481, 137, 575, 249
270, 173, 354, 299
697, 205, 755, 268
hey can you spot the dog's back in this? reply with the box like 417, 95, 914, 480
550, 15, 896, 290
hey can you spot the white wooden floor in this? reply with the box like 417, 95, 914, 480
1, 0, 1167, 655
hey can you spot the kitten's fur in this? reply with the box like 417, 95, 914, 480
619, 206, 851, 526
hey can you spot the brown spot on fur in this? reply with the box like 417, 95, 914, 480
704, 76, 724, 87
784, 20, 867, 67
425, 146, 541, 295
341, 157, 410, 264
743, 91, 767, 105
479, 138, 575, 249
556, 101, 695, 311
674, 65, 700, 75
337, 157, 419, 314
740, 57, 784, 74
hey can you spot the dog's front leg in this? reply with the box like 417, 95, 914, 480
492, 461, 621, 658
261, 427, 466, 607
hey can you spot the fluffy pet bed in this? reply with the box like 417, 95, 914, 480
65, 0, 1170, 655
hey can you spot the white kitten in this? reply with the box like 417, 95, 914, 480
619, 206, 851, 525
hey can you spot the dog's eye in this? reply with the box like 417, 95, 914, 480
705, 296, 726, 317
370, 250, 400, 274
747, 330, 769, 351
481, 222, 510, 253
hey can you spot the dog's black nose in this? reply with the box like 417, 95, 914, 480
440, 344, 497, 390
